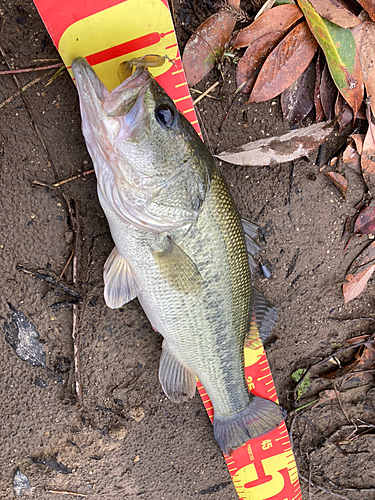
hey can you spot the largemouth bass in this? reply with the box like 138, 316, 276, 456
72, 57, 283, 455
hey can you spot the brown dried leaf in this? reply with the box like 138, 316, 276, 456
356, 0, 375, 22
352, 22, 375, 117
217, 120, 334, 166
342, 144, 360, 172
236, 32, 284, 94
311, 389, 337, 409
182, 10, 237, 86
320, 62, 338, 120
309, 0, 361, 28
343, 241, 375, 302
335, 92, 354, 131
314, 51, 325, 123
323, 171, 348, 198
231, 4, 303, 49
281, 61, 315, 125
345, 334, 370, 345
354, 201, 375, 234
351, 133, 365, 155
361, 118, 375, 193
249, 22, 319, 103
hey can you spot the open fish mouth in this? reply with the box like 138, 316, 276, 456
72, 57, 152, 118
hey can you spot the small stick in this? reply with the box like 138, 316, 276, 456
219, 94, 239, 132
299, 474, 350, 499
33, 169, 95, 189
0, 63, 63, 75
300, 416, 347, 455
16, 265, 82, 300
0, 73, 53, 110
60, 251, 74, 278
45, 490, 87, 497
63, 195, 84, 407
328, 317, 375, 322
333, 381, 351, 424
192, 81, 219, 105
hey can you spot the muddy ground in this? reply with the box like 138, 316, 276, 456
0, 1, 374, 499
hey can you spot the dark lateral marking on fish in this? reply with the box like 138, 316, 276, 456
197, 481, 231, 495
286, 249, 300, 279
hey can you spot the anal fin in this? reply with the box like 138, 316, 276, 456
245, 289, 278, 346
103, 247, 141, 309
159, 342, 196, 403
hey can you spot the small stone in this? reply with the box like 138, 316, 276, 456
64, 230, 74, 244
108, 424, 127, 440
130, 407, 145, 422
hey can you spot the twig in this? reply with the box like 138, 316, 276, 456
300, 416, 348, 455
288, 162, 296, 205
63, 195, 84, 407
195, 107, 214, 156
0, 73, 53, 109
60, 251, 74, 278
219, 93, 239, 132
192, 81, 219, 105
33, 169, 95, 189
45, 490, 87, 497
333, 381, 351, 424
0, 63, 63, 75
328, 317, 375, 322
299, 474, 350, 499
254, 0, 276, 20
16, 265, 82, 300
308, 466, 312, 500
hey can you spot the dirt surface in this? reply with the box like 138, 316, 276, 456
0, 1, 374, 499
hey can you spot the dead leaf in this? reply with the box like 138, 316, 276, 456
231, 4, 303, 49
361, 118, 375, 193
338, 371, 373, 390
309, 0, 361, 28
3, 303, 63, 382
314, 51, 325, 123
352, 22, 375, 117
281, 61, 315, 124
320, 62, 338, 120
182, 10, 237, 86
236, 32, 285, 93
335, 92, 354, 131
342, 199, 366, 246
343, 241, 375, 302
354, 201, 375, 234
13, 468, 31, 498
356, 0, 375, 22
249, 22, 319, 103
345, 334, 370, 345
351, 133, 365, 155
323, 171, 348, 198
217, 120, 334, 166
342, 144, 361, 172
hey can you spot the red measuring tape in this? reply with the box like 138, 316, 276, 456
33, 1, 302, 497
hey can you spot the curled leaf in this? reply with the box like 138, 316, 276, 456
356, 0, 375, 23
231, 4, 303, 49
361, 118, 375, 193
323, 171, 348, 198
320, 61, 338, 120
342, 144, 360, 171
354, 202, 375, 234
314, 51, 325, 123
352, 22, 375, 117
309, 0, 361, 28
249, 22, 318, 103
351, 133, 365, 155
281, 61, 315, 124
298, 0, 364, 116
343, 240, 375, 302
217, 120, 334, 166
182, 10, 237, 86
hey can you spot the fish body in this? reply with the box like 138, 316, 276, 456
72, 57, 282, 455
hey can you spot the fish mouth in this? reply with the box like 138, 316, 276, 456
72, 57, 152, 117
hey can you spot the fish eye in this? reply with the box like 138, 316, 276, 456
155, 104, 174, 127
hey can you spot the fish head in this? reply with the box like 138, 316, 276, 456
72, 57, 211, 232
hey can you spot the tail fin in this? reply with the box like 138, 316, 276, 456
213, 396, 283, 456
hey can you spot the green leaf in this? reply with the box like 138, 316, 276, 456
292, 368, 312, 400
297, 0, 363, 115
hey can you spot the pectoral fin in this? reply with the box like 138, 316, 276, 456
152, 237, 202, 293
159, 342, 196, 403
245, 289, 278, 347
103, 247, 141, 309
241, 217, 260, 271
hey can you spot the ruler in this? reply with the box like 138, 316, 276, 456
33, 0, 302, 498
